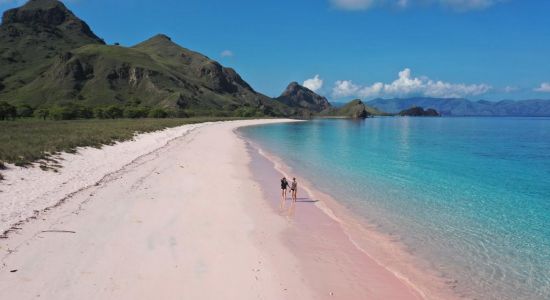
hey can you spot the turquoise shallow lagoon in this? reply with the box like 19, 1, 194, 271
241, 117, 550, 300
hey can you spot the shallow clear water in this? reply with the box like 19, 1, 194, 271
241, 117, 550, 300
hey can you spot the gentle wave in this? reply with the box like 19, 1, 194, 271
240, 117, 550, 300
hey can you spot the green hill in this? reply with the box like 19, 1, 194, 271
320, 99, 388, 118
0, 0, 104, 99
276, 82, 331, 113
0, 0, 290, 117
398, 106, 440, 116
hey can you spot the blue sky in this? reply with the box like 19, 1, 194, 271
1, 0, 550, 101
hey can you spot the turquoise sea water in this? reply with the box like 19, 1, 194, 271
240, 117, 550, 300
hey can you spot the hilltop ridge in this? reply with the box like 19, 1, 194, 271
0, 0, 289, 117
367, 97, 550, 116
276, 82, 331, 112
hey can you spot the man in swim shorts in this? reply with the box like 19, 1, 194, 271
290, 177, 298, 203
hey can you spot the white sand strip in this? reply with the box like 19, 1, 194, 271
0, 119, 316, 299
0, 123, 205, 235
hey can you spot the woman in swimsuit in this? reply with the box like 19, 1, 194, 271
280, 177, 289, 208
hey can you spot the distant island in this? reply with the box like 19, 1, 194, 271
366, 97, 550, 117
398, 107, 440, 117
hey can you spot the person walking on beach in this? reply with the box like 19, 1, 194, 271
290, 177, 298, 203
280, 177, 289, 208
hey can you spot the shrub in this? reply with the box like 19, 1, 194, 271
79, 105, 94, 119
49, 106, 74, 120
16, 104, 34, 118
148, 108, 168, 118
0, 101, 17, 120
0, 161, 6, 170
124, 106, 150, 118
34, 108, 50, 120
104, 105, 124, 119
94, 107, 106, 119
233, 107, 257, 118
47, 103, 94, 120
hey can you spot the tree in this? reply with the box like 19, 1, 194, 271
94, 107, 106, 119
16, 104, 34, 118
78, 105, 94, 119
46, 103, 90, 120
0, 101, 17, 120
104, 105, 124, 119
34, 108, 50, 120
124, 106, 150, 118
148, 108, 168, 118
49, 106, 74, 120
233, 107, 257, 118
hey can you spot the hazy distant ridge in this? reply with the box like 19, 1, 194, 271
366, 97, 550, 116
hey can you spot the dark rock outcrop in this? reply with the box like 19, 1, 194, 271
0, 0, 105, 95
1, 0, 103, 46
338, 99, 370, 118
276, 82, 331, 113
320, 99, 370, 118
398, 106, 440, 116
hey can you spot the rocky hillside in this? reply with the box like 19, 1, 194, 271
0, 0, 104, 96
0, 0, 290, 116
320, 99, 386, 119
276, 82, 331, 113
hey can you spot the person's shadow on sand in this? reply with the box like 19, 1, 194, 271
295, 198, 319, 203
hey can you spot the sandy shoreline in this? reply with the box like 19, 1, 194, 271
1, 119, 439, 299
243, 135, 461, 300
0, 122, 207, 236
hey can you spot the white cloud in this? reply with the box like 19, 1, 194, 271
330, 0, 376, 10
332, 68, 491, 99
303, 75, 324, 92
397, 0, 410, 8
503, 86, 519, 93
441, 0, 501, 11
330, 0, 504, 11
333, 80, 361, 98
534, 83, 550, 93
220, 50, 234, 57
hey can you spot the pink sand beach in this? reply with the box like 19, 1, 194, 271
0, 119, 456, 299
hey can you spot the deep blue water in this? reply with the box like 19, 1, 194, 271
241, 117, 550, 300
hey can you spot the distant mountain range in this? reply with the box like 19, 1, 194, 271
366, 98, 550, 117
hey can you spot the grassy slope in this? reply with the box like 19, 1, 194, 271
364, 104, 389, 116
0, 117, 240, 167
0, 2, 290, 115
320, 99, 390, 118
3, 38, 292, 115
